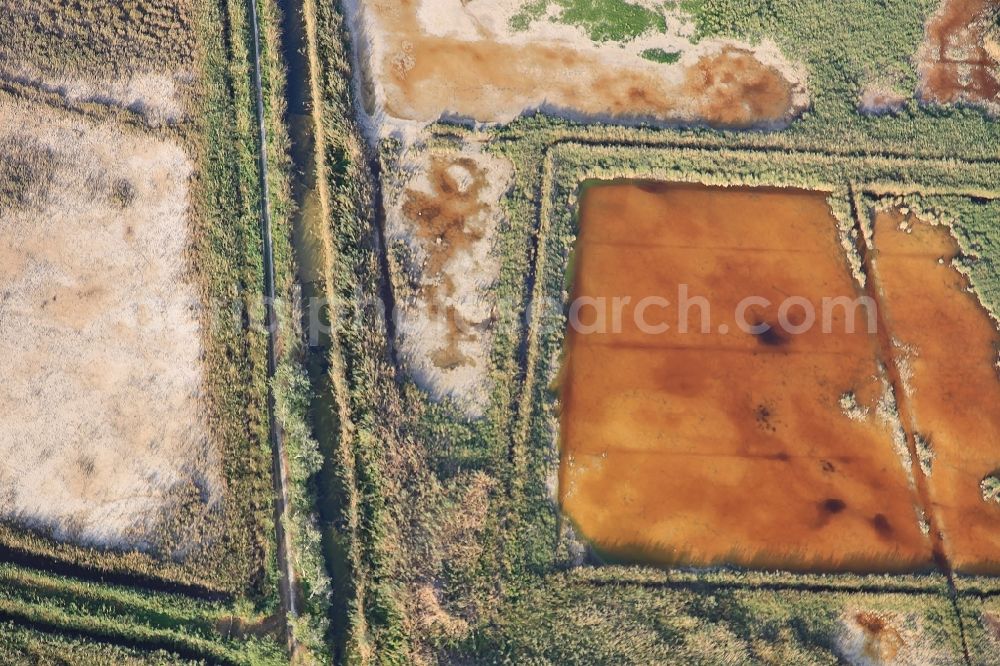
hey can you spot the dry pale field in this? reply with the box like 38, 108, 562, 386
0, 63, 190, 127
344, 0, 809, 136
0, 96, 219, 551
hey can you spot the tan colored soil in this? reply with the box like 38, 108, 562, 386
859, 84, 909, 115
346, 0, 808, 134
917, 0, 1000, 114
559, 183, 931, 572
0, 64, 189, 126
868, 208, 1000, 574
0, 98, 218, 549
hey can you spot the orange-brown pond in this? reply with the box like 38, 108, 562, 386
868, 208, 1000, 574
559, 183, 933, 572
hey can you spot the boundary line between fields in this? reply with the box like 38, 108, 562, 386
246, 0, 298, 653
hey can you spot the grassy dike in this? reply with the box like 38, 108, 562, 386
291, 0, 426, 661
253, 0, 343, 658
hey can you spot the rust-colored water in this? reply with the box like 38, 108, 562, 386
918, 0, 1000, 109
364, 0, 798, 127
868, 209, 1000, 574
559, 183, 932, 572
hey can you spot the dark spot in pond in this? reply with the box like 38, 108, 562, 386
755, 404, 777, 432
770, 451, 790, 462
822, 498, 847, 514
932, 547, 950, 572
752, 323, 787, 347
872, 513, 893, 537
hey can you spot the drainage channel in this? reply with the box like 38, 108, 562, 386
276, 0, 353, 660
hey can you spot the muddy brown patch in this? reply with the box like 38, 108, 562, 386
917, 0, 1000, 113
682, 47, 796, 126
402, 155, 491, 369
854, 611, 904, 663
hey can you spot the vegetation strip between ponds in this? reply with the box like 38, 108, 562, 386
0, 603, 241, 665
0, 543, 229, 602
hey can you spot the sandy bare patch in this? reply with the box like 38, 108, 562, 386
386, 143, 512, 416
916, 0, 1000, 115
344, 0, 809, 139
0, 64, 189, 126
859, 83, 909, 115
0, 98, 219, 550
836, 610, 953, 665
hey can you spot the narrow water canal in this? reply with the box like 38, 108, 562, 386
277, 0, 352, 659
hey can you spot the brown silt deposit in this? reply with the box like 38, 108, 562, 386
868, 208, 1000, 574
402, 155, 490, 370
559, 183, 932, 572
350, 0, 807, 129
855, 612, 905, 663
917, 0, 1000, 114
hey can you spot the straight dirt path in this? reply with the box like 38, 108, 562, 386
245, 0, 299, 653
